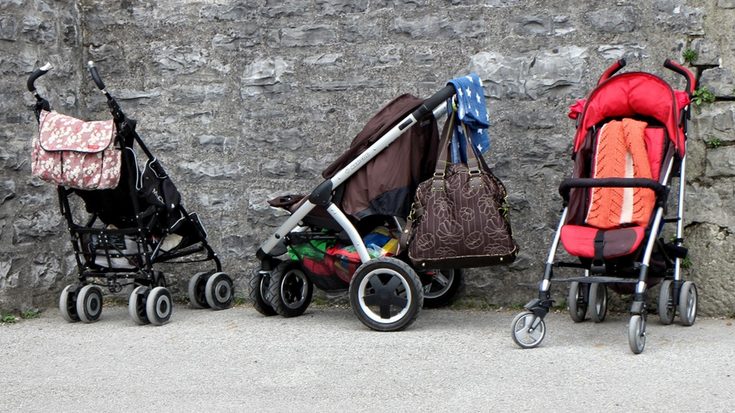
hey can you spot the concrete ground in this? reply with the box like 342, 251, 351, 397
1, 304, 733, 412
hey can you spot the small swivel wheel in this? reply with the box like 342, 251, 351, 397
349, 257, 423, 332
76, 285, 104, 323
628, 314, 647, 354
511, 311, 546, 349
268, 261, 313, 317
249, 270, 277, 316
146, 286, 173, 326
205, 272, 234, 310
59, 284, 81, 322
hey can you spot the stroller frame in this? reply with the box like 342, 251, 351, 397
511, 59, 697, 354
28, 62, 234, 325
255, 85, 457, 331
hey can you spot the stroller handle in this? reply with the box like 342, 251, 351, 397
597, 59, 626, 85
664, 59, 695, 96
27, 62, 53, 93
412, 85, 456, 120
88, 61, 106, 91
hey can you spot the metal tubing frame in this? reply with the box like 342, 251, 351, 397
258, 99, 452, 264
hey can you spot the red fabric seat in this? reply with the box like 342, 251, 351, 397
560, 225, 645, 259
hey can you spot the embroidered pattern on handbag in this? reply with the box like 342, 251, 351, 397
32, 110, 121, 190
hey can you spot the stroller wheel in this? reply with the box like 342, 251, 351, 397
567, 281, 588, 323
679, 281, 698, 326
146, 286, 173, 326
205, 272, 234, 311
657, 280, 676, 325
589, 283, 608, 323
249, 270, 277, 316
422, 269, 464, 308
59, 284, 81, 323
76, 285, 103, 323
349, 257, 423, 332
128, 286, 151, 325
268, 261, 312, 318
511, 311, 546, 349
188, 272, 211, 309
628, 314, 647, 354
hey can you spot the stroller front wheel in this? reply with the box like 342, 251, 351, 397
268, 261, 313, 318
249, 270, 277, 316
128, 285, 151, 325
349, 257, 423, 332
628, 314, 647, 354
188, 271, 211, 309
511, 311, 546, 349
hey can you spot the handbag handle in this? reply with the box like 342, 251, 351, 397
431, 108, 457, 192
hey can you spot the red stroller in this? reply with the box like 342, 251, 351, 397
511, 59, 697, 353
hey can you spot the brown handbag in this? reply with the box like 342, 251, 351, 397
404, 111, 518, 269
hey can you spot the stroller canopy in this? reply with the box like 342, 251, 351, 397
573, 72, 690, 156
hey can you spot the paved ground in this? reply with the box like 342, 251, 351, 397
1, 304, 733, 412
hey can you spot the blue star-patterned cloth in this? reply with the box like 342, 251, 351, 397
447, 74, 490, 163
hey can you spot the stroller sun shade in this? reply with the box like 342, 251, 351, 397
322, 94, 439, 220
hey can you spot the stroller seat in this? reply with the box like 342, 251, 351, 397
560, 117, 668, 262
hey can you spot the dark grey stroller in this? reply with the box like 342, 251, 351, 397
27, 62, 234, 325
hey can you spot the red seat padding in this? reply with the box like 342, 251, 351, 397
560, 225, 646, 259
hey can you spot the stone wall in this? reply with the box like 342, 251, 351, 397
1, 0, 734, 316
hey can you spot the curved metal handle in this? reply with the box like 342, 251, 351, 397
27, 62, 53, 93
88, 61, 106, 90
664, 59, 695, 96
597, 59, 626, 85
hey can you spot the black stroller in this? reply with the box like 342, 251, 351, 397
511, 59, 697, 353
27, 62, 234, 325
253, 85, 478, 332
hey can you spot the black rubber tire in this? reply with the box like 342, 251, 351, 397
146, 286, 173, 326
249, 270, 277, 316
422, 269, 464, 308
349, 257, 423, 332
76, 285, 103, 323
267, 261, 313, 318
188, 271, 211, 309
205, 272, 235, 310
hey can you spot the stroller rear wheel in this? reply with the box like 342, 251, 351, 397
128, 285, 151, 325
76, 285, 103, 323
188, 271, 211, 309
349, 257, 423, 332
205, 272, 234, 310
422, 269, 464, 308
567, 281, 588, 323
679, 281, 698, 326
589, 283, 608, 323
657, 280, 676, 325
59, 284, 81, 323
249, 270, 277, 316
146, 286, 173, 326
268, 261, 313, 318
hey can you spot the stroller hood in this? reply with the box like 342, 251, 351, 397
323, 94, 440, 220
